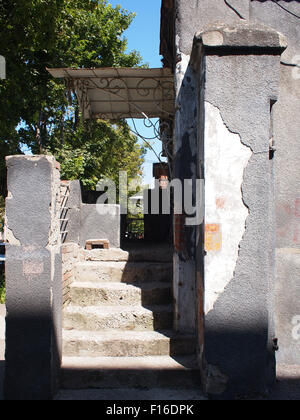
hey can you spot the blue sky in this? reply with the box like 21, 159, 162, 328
108, 0, 164, 187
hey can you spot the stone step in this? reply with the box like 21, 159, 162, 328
63, 330, 196, 358
61, 356, 201, 390
56, 388, 207, 400
75, 261, 173, 284
69, 282, 172, 307
63, 305, 173, 332
84, 246, 173, 263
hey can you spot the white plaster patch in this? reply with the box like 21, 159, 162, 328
202, 31, 224, 47
4, 226, 21, 246
204, 102, 252, 314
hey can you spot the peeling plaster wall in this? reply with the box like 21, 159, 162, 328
172, 17, 286, 397
200, 49, 280, 398
204, 102, 251, 314
173, 0, 300, 370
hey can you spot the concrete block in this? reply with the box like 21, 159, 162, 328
69, 282, 172, 307
4, 155, 62, 400
80, 204, 120, 249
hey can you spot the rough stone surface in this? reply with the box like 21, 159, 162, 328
62, 242, 81, 307
4, 155, 62, 400
195, 21, 287, 49
84, 245, 173, 263
176, 0, 250, 55
80, 204, 120, 249
69, 282, 172, 307
75, 261, 173, 284
61, 245, 200, 397
62, 330, 196, 358
250, 0, 300, 63
64, 180, 121, 248
61, 356, 201, 390
63, 304, 173, 332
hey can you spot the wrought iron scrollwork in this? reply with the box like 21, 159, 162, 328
64, 73, 174, 177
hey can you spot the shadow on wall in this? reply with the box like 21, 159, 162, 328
4, 313, 61, 401
0, 361, 4, 400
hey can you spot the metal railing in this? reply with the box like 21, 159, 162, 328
60, 182, 70, 243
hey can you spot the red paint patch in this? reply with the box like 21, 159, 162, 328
216, 197, 226, 209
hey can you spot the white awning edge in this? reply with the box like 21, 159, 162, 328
47, 67, 175, 120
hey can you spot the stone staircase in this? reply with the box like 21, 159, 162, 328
59, 246, 204, 400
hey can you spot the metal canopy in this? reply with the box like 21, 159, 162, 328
47, 67, 175, 120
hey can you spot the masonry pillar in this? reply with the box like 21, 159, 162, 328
189, 22, 287, 398
4, 156, 62, 400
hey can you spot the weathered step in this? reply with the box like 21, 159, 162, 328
84, 246, 173, 263
63, 330, 196, 358
61, 356, 201, 390
63, 305, 173, 332
75, 261, 173, 284
56, 388, 207, 401
69, 282, 172, 307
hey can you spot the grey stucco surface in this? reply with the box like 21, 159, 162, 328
174, 0, 300, 383
250, 0, 300, 63
4, 156, 62, 400
64, 181, 120, 249
80, 204, 120, 249
203, 53, 281, 154
188, 23, 284, 398
177, 0, 250, 55
249, 0, 300, 364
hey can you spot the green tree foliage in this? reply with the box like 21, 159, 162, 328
0, 0, 145, 192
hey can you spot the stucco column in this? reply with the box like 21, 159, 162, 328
4, 155, 62, 400
189, 22, 287, 398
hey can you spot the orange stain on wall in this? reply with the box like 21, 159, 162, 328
205, 224, 222, 252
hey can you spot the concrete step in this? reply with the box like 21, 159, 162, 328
61, 356, 201, 390
63, 330, 196, 358
84, 246, 173, 263
75, 261, 173, 284
69, 282, 172, 307
56, 388, 207, 400
63, 305, 173, 332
